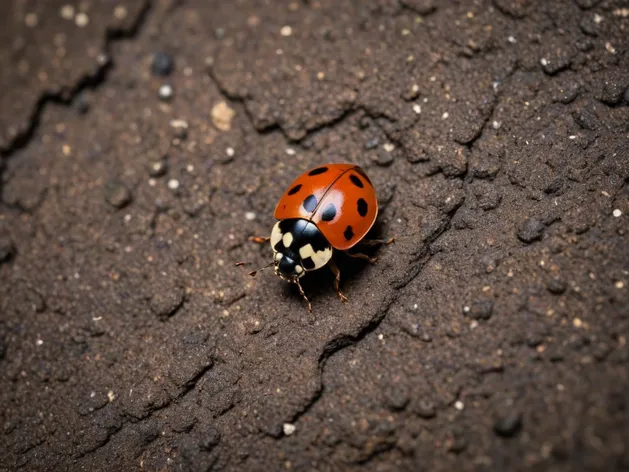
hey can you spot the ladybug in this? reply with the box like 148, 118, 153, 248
245, 163, 392, 312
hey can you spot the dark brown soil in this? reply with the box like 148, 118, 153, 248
1, 1, 628, 471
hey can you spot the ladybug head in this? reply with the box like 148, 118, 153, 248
273, 251, 305, 281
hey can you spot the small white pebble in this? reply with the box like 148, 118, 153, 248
569, 135, 577, 140
413, 303, 418, 309
605, 42, 616, 54
280, 25, 293, 37
170, 119, 188, 130
492, 120, 501, 129
158, 84, 173, 100
114, 5, 128, 20
616, 281, 625, 289
285, 148, 296, 155
383, 143, 395, 153
463, 306, 470, 313
413, 104, 421, 114
573, 318, 582, 328
557, 384, 565, 391
540, 58, 549, 66
245, 212, 256, 221
148, 178, 156, 187
90, 391, 96, 398
75, 12, 89, 27
36, 338, 44, 346
507, 35, 516, 43
441, 112, 449, 120
167, 179, 180, 190
283, 423, 296, 435
378, 334, 384, 340
594, 13, 603, 24
454, 401, 464, 410
107, 390, 116, 402
60, 5, 75, 20
186, 164, 194, 173
226, 147, 235, 157
25, 13, 39, 27
470, 320, 479, 329
613, 209, 622, 217
124, 214, 132, 223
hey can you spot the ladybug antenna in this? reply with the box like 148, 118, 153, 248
295, 278, 312, 313
236, 261, 274, 277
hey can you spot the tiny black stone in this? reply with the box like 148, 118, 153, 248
287, 184, 302, 196
321, 204, 337, 222
349, 174, 364, 188
466, 300, 494, 320
357, 198, 368, 217
303, 195, 318, 212
104, 179, 132, 209
0, 234, 16, 263
151, 52, 174, 76
517, 217, 545, 243
308, 166, 328, 176
547, 277, 567, 295
494, 411, 522, 437
415, 399, 436, 419
344, 225, 354, 241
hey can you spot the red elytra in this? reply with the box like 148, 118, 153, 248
274, 163, 378, 250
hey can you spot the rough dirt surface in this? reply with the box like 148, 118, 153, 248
1, 0, 628, 471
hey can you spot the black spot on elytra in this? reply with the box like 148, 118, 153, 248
357, 198, 368, 217
321, 204, 337, 222
287, 184, 302, 195
344, 225, 354, 241
308, 166, 328, 176
354, 167, 373, 185
349, 174, 364, 188
303, 194, 318, 212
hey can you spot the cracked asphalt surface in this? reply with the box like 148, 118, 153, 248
1, 0, 628, 471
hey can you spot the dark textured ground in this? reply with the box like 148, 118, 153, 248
1, 0, 628, 471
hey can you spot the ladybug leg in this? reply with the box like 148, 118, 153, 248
295, 278, 312, 313
249, 236, 270, 244
344, 251, 378, 264
328, 260, 349, 303
359, 237, 395, 246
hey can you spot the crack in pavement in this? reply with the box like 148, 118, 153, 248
0, 2, 153, 158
